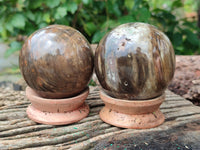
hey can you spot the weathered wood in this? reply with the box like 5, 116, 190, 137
0, 86, 200, 150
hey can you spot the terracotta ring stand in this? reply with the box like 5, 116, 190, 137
99, 91, 165, 129
26, 86, 89, 125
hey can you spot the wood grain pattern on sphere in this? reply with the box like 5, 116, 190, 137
95, 23, 175, 100
19, 25, 94, 98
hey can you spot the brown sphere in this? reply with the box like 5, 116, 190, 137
19, 25, 94, 98
95, 22, 175, 100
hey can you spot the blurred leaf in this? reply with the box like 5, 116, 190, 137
35, 12, 43, 24
107, 1, 121, 16
163, 11, 175, 20
45, 0, 60, 8
125, 0, 134, 10
1, 28, 7, 40
56, 17, 70, 25
67, 2, 78, 14
39, 22, 48, 28
133, 0, 142, 9
0, 0, 199, 55
136, 7, 151, 22
17, 0, 25, 11
25, 21, 36, 35
55, 6, 67, 19
26, 11, 35, 21
10, 14, 26, 29
84, 22, 97, 36
0, 5, 7, 14
92, 30, 107, 43
5, 17, 14, 32
185, 30, 199, 46
182, 21, 197, 30
118, 15, 135, 24
175, 46, 185, 54
172, 32, 182, 47
60, 0, 67, 3
101, 20, 118, 30
43, 13, 51, 23
172, 0, 183, 9
82, 0, 90, 5
4, 41, 22, 58
152, 8, 175, 20
30, 0, 43, 9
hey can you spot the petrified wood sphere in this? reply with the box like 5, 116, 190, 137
95, 22, 175, 100
19, 25, 94, 98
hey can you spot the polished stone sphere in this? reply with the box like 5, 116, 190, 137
95, 22, 175, 100
19, 25, 94, 98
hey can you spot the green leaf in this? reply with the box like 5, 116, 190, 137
101, 20, 118, 30
43, 13, 51, 23
175, 46, 184, 54
84, 22, 97, 36
0, 28, 8, 40
60, 0, 67, 3
17, 0, 25, 11
8, 14, 26, 29
24, 21, 36, 35
92, 30, 107, 43
55, 17, 69, 25
35, 12, 43, 24
172, 0, 183, 9
133, 0, 142, 9
185, 30, 199, 46
182, 21, 197, 30
5, 23, 13, 32
82, 0, 90, 5
161, 11, 176, 20
172, 32, 182, 47
118, 15, 135, 24
55, 7, 67, 19
107, 1, 121, 16
0, 5, 7, 14
30, 0, 43, 9
4, 41, 22, 58
136, 7, 151, 22
125, 0, 134, 10
5, 16, 13, 32
39, 22, 48, 28
45, 0, 60, 8
67, 2, 78, 14
26, 11, 35, 21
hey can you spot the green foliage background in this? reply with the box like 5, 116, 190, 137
0, 0, 199, 55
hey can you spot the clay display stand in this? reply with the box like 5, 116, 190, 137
1, 86, 200, 150
99, 91, 165, 129
26, 87, 89, 125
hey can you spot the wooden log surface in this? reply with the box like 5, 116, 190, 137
0, 86, 200, 150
